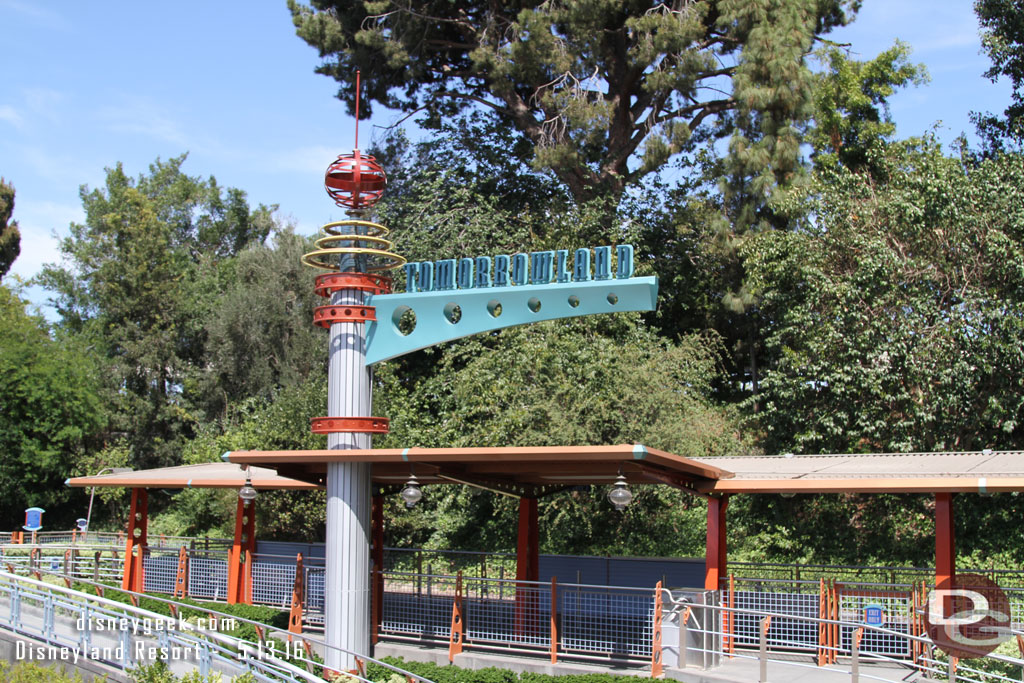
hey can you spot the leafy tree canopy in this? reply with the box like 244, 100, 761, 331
289, 0, 857, 201
808, 41, 927, 174
0, 285, 104, 527
974, 0, 1024, 150
747, 138, 1024, 455
188, 228, 325, 420
0, 179, 20, 279
36, 155, 276, 470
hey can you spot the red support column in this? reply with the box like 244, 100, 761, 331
515, 497, 540, 638
704, 495, 729, 591
122, 488, 148, 592
936, 492, 956, 598
227, 496, 257, 604
371, 493, 385, 644
516, 497, 539, 583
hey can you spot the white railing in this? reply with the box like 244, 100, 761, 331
0, 571, 433, 683
665, 588, 1024, 683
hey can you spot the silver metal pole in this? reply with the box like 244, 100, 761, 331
324, 285, 372, 672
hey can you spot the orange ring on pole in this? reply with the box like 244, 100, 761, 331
311, 416, 390, 435
314, 273, 392, 298
313, 305, 377, 327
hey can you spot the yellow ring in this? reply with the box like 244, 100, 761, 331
314, 234, 395, 252
301, 247, 407, 272
321, 219, 390, 238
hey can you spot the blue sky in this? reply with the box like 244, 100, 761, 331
0, 1, 1013, 311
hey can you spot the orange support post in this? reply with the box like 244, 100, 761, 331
818, 577, 827, 666
174, 546, 188, 598
449, 571, 465, 662
288, 554, 305, 638
831, 581, 840, 664
122, 488, 148, 592
935, 493, 956, 610
550, 576, 559, 664
704, 496, 729, 590
371, 493, 385, 645
727, 573, 735, 655
227, 496, 256, 604
651, 580, 664, 678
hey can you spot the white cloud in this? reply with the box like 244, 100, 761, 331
8, 199, 83, 280
97, 95, 193, 148
271, 144, 339, 174
23, 87, 65, 123
0, 105, 24, 128
0, 0, 70, 31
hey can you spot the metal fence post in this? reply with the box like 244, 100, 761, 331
448, 571, 464, 662
851, 626, 863, 683
550, 576, 558, 664
651, 581, 663, 678
289, 553, 305, 637
758, 616, 771, 683
174, 546, 189, 598
678, 605, 692, 670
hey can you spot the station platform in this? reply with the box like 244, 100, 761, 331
375, 641, 923, 683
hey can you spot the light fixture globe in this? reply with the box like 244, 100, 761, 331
238, 472, 258, 504
608, 474, 633, 511
401, 474, 423, 509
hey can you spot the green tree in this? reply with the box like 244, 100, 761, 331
36, 156, 276, 470
974, 0, 1024, 150
747, 139, 1024, 454
165, 376, 329, 541
189, 228, 325, 420
0, 285, 104, 528
373, 317, 747, 554
289, 0, 856, 202
808, 41, 926, 173
0, 179, 20, 279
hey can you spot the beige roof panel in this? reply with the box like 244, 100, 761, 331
66, 463, 321, 490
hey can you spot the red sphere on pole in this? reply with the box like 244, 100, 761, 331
324, 150, 387, 209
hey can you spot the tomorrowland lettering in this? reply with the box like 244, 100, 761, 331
403, 244, 635, 293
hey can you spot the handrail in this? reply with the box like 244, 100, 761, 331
660, 586, 1024, 682
0, 571, 323, 682
0, 570, 433, 683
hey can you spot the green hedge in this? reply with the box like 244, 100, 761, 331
365, 657, 646, 683
0, 662, 86, 683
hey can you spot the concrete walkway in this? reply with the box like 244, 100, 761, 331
375, 642, 926, 683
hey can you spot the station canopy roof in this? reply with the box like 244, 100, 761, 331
66, 463, 321, 491
63, 448, 1024, 496
222, 445, 1024, 496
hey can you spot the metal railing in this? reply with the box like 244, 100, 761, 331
0, 570, 434, 683
666, 588, 1024, 683
730, 560, 1024, 588
379, 570, 660, 663
8, 544, 1024, 681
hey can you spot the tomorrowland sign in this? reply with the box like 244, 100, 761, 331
403, 245, 636, 293
365, 244, 657, 365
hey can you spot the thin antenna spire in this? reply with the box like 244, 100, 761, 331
354, 70, 361, 151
